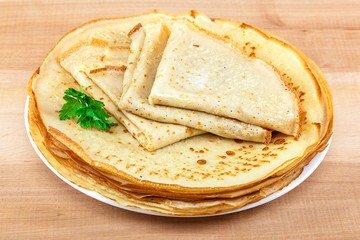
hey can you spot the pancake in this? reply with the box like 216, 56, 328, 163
149, 21, 302, 136
120, 22, 271, 143
122, 23, 145, 97
28, 10, 333, 215
27, 92, 311, 215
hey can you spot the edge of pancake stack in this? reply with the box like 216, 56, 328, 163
27, 10, 333, 215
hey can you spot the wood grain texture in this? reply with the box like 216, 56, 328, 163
0, 0, 359, 239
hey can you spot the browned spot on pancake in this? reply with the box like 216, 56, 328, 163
189, 147, 194, 151
234, 139, 243, 144
239, 23, 249, 29
105, 65, 127, 72
218, 155, 226, 159
262, 146, 269, 151
91, 38, 108, 48
299, 91, 306, 98
84, 85, 93, 90
193, 44, 199, 47
185, 127, 194, 134
274, 139, 286, 145
226, 151, 235, 156
89, 65, 127, 74
197, 159, 207, 165
128, 23, 142, 37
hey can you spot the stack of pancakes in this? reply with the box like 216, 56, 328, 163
27, 11, 333, 215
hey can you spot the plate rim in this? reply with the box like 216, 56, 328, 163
24, 96, 332, 217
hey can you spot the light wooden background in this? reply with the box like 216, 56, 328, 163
1, 0, 359, 239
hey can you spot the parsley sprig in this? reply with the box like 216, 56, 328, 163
59, 87, 116, 131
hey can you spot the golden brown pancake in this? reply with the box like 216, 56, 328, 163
149, 21, 302, 136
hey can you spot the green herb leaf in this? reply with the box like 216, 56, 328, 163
59, 87, 116, 131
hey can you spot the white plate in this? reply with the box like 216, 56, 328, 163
25, 96, 332, 217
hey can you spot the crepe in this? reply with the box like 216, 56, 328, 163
27, 94, 309, 215
58, 38, 202, 151
119, 22, 271, 143
28, 10, 333, 215
149, 21, 303, 137
122, 23, 145, 96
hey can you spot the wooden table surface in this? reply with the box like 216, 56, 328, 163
1, 0, 359, 239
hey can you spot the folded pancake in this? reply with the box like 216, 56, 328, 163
120, 22, 271, 143
122, 23, 145, 95
28, 11, 333, 215
149, 21, 303, 137
58, 38, 202, 151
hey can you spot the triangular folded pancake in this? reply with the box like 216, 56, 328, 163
58, 38, 202, 151
122, 23, 145, 95
149, 21, 303, 137
120, 22, 271, 143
